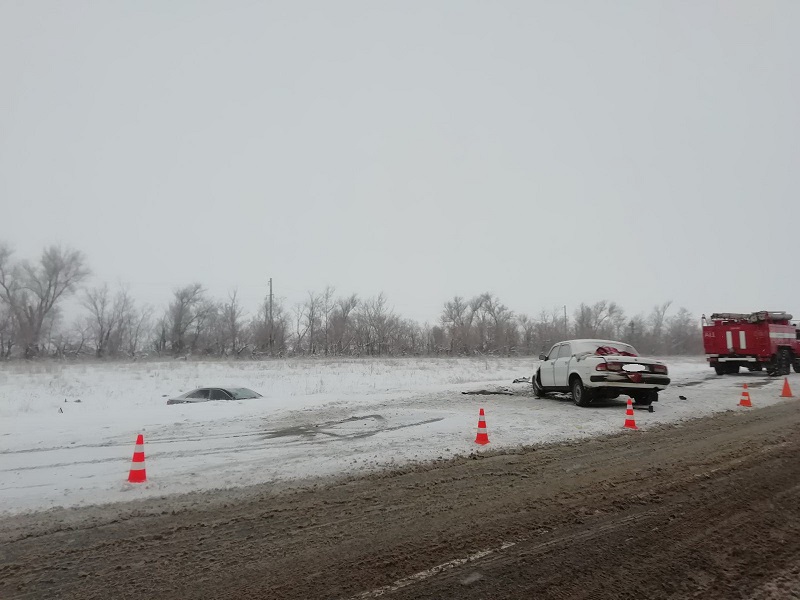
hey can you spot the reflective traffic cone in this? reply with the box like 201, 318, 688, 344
474, 408, 490, 445
128, 434, 147, 483
739, 383, 752, 408
781, 378, 794, 398
623, 398, 638, 430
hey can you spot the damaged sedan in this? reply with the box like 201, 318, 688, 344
532, 339, 670, 407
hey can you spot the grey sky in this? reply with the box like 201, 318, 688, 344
1, 1, 798, 324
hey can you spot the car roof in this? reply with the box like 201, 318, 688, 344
556, 339, 630, 346
181, 387, 258, 394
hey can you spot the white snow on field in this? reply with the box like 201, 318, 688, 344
1, 356, 797, 515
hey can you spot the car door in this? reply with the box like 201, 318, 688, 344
540, 344, 560, 387
553, 343, 573, 389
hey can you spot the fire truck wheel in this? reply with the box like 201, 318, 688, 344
766, 362, 778, 376
777, 349, 792, 376
714, 365, 726, 376
725, 364, 740, 374
794, 359, 800, 374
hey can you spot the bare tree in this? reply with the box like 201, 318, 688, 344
293, 302, 309, 353
0, 303, 16, 359
533, 307, 567, 353
167, 283, 206, 356
303, 291, 321, 355
573, 303, 594, 338
332, 294, 358, 355
250, 296, 288, 355
625, 314, 648, 351
648, 301, 673, 355
0, 244, 90, 357
82, 284, 133, 357
441, 296, 474, 354
361, 293, 397, 355
321, 285, 336, 355
666, 308, 702, 355
187, 298, 218, 354
571, 301, 626, 340
517, 314, 536, 354
221, 289, 247, 356
480, 293, 514, 354
122, 305, 153, 358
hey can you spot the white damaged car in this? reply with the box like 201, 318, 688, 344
532, 339, 670, 407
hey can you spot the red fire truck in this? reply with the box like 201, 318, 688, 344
702, 311, 800, 376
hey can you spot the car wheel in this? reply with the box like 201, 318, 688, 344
532, 373, 545, 398
633, 390, 657, 406
570, 376, 591, 407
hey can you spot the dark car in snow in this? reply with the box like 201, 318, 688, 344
166, 387, 262, 405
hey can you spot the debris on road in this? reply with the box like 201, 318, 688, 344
462, 387, 514, 396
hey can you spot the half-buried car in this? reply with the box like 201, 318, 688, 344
167, 387, 262, 405
532, 339, 670, 407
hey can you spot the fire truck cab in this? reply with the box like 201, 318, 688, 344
702, 311, 800, 376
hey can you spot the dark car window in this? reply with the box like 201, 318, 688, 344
209, 389, 233, 400
229, 388, 262, 399
187, 389, 209, 399
558, 344, 572, 359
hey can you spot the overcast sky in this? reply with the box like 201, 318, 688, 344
1, 1, 798, 325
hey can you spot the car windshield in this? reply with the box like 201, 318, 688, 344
228, 388, 262, 400
573, 341, 638, 356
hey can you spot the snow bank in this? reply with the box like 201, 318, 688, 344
0, 356, 794, 515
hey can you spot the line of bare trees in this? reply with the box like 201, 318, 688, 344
0, 243, 704, 360
435, 297, 702, 357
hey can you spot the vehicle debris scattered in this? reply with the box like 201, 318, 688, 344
462, 387, 515, 396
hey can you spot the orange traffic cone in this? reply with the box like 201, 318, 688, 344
475, 408, 490, 445
739, 383, 752, 408
781, 378, 794, 398
128, 434, 147, 483
623, 398, 638, 430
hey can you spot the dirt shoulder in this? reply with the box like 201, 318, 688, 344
3, 401, 800, 600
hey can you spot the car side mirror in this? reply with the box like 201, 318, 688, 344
538, 352, 547, 361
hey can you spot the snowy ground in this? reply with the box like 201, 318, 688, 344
1, 356, 797, 515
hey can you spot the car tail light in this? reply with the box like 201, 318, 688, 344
652, 364, 668, 375
596, 362, 623, 371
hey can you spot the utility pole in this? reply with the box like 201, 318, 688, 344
268, 278, 274, 355
564, 305, 568, 339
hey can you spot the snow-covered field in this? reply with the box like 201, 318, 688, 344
1, 356, 796, 515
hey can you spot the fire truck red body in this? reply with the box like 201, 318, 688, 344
702, 311, 800, 375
